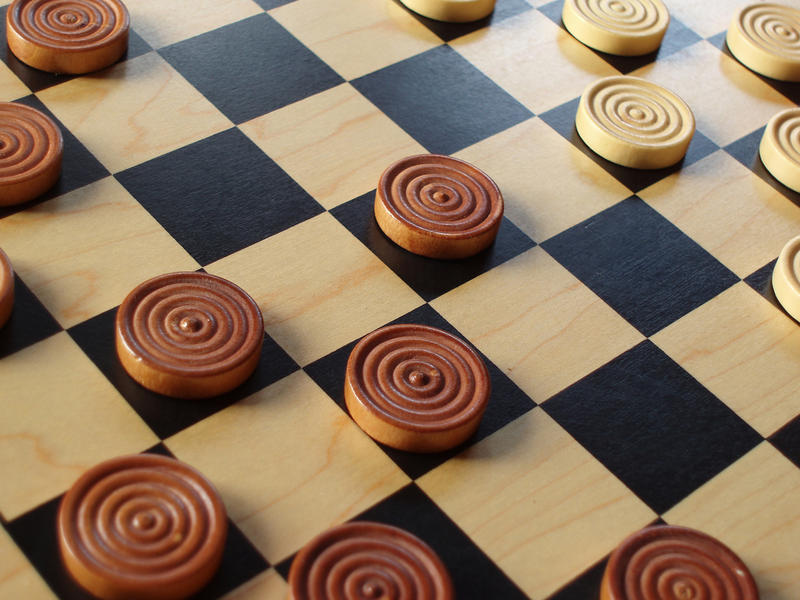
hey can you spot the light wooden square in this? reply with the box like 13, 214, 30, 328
37, 52, 232, 173
665, 442, 800, 599
207, 212, 423, 366
455, 118, 630, 242
665, 0, 740, 38
0, 177, 199, 329
652, 283, 800, 437
0, 62, 29, 102
166, 371, 410, 564
223, 569, 287, 600
127, 0, 263, 49
641, 151, 800, 278
240, 83, 425, 210
270, 0, 442, 80
418, 408, 656, 600
431, 247, 644, 402
0, 333, 157, 520
451, 10, 619, 114
631, 41, 794, 147
0, 526, 56, 600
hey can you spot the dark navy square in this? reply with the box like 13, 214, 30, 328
541, 197, 739, 336
0, 273, 62, 359
159, 13, 343, 124
115, 127, 323, 266
396, 0, 533, 42
770, 415, 800, 470
4, 453, 269, 600
304, 304, 535, 480
274, 484, 528, 599
0, 95, 109, 220
543, 341, 762, 514
352, 45, 532, 156
725, 129, 800, 206
0, 6, 151, 94
539, 98, 719, 193
253, 0, 296, 8
68, 307, 299, 439
331, 191, 536, 301
743, 258, 790, 316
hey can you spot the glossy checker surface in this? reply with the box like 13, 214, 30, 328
1, 1, 800, 599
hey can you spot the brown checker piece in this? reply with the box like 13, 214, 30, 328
1, 1, 800, 599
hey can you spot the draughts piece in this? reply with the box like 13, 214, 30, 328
773, 235, 800, 322
115, 272, 264, 399
0, 249, 13, 329
759, 107, 800, 193
288, 521, 454, 600
575, 75, 695, 169
562, 0, 669, 56
600, 525, 759, 600
0, 102, 63, 206
399, 0, 495, 23
726, 3, 800, 82
58, 454, 227, 600
374, 154, 503, 259
6, 0, 130, 74
345, 324, 490, 453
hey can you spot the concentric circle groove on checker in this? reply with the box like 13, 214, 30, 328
726, 3, 800, 81
600, 525, 759, 600
374, 154, 503, 259
0, 101, 63, 206
759, 107, 800, 193
115, 272, 264, 399
562, 0, 669, 56
57, 454, 227, 600
6, 0, 130, 73
288, 521, 454, 600
575, 75, 695, 169
345, 323, 490, 452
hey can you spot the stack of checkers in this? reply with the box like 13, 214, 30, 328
1, 0, 800, 599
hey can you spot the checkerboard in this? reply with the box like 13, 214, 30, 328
1, 0, 800, 598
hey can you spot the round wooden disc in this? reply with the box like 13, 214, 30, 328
0, 102, 63, 206
759, 107, 800, 193
288, 521, 454, 600
345, 324, 490, 453
6, 0, 130, 74
374, 154, 503, 259
562, 0, 669, 56
0, 248, 14, 329
600, 525, 758, 600
726, 3, 800, 82
58, 454, 227, 600
772, 235, 800, 322
575, 75, 695, 169
399, 0, 495, 23
115, 272, 264, 399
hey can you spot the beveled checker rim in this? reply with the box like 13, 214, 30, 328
7, 0, 130, 53
772, 234, 800, 319
601, 525, 758, 600
0, 101, 63, 185
0, 248, 14, 328
58, 454, 227, 599
377, 153, 504, 241
115, 271, 264, 377
288, 521, 455, 600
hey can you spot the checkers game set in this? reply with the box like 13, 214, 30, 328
0, 0, 799, 599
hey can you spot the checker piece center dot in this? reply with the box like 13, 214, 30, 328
375, 154, 503, 259
0, 248, 14, 329
562, 0, 670, 56
115, 272, 264, 399
0, 102, 63, 206
57, 454, 228, 600
600, 525, 759, 600
6, 0, 130, 74
289, 521, 454, 600
727, 3, 800, 81
575, 75, 695, 169
345, 324, 490, 452
772, 234, 800, 323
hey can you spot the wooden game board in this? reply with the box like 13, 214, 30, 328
1, 0, 800, 598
